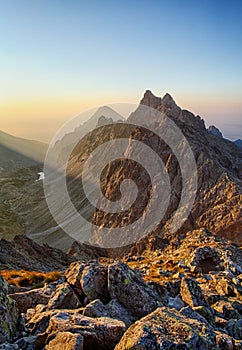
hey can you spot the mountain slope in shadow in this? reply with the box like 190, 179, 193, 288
0, 130, 48, 173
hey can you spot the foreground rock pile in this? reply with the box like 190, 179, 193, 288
0, 229, 242, 349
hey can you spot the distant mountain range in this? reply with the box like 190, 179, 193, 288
0, 130, 48, 173
0, 93, 241, 250
0, 106, 125, 246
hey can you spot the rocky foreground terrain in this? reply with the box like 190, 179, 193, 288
0, 228, 242, 349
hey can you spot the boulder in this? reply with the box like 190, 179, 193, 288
0, 275, 18, 343
47, 283, 81, 310
64, 261, 86, 296
213, 300, 241, 320
27, 309, 126, 350
190, 246, 221, 273
225, 319, 242, 340
9, 286, 52, 313
115, 307, 220, 349
27, 308, 56, 335
13, 335, 39, 350
180, 277, 209, 307
81, 262, 110, 304
212, 274, 237, 297
45, 331, 84, 350
180, 306, 212, 327
108, 262, 163, 319
83, 299, 133, 326
193, 306, 215, 326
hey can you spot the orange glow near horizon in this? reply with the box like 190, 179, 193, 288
1, 91, 241, 142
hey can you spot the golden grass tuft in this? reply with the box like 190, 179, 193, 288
0, 269, 61, 288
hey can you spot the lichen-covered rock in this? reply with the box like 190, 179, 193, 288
47, 283, 81, 310
0, 275, 18, 343
180, 306, 211, 327
9, 286, 52, 313
45, 331, 84, 350
81, 262, 110, 304
180, 277, 209, 308
13, 335, 39, 350
27, 308, 54, 335
225, 319, 242, 340
213, 300, 241, 320
115, 307, 220, 350
108, 262, 163, 319
27, 308, 125, 350
64, 261, 86, 296
83, 299, 134, 326
193, 305, 215, 326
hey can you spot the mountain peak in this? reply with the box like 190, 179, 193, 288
140, 90, 162, 108
140, 90, 179, 112
161, 92, 177, 106
91, 106, 125, 121
208, 125, 223, 138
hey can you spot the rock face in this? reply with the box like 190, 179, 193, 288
88, 90, 242, 247
0, 276, 18, 343
1, 90, 241, 251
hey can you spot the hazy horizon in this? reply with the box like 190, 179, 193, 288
1, 1, 241, 142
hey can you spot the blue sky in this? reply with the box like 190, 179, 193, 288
0, 0, 241, 141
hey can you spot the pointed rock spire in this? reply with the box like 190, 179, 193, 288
138, 90, 205, 130
159, 92, 181, 118
140, 90, 162, 109
161, 93, 178, 107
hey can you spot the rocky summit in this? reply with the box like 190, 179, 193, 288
0, 90, 242, 349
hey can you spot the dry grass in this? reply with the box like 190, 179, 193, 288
0, 269, 61, 288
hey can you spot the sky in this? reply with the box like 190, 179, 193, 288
0, 0, 241, 142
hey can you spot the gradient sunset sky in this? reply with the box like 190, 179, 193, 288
1, 0, 241, 142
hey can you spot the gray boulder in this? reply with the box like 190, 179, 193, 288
108, 262, 163, 319
81, 262, 110, 304
83, 299, 134, 326
115, 307, 220, 350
